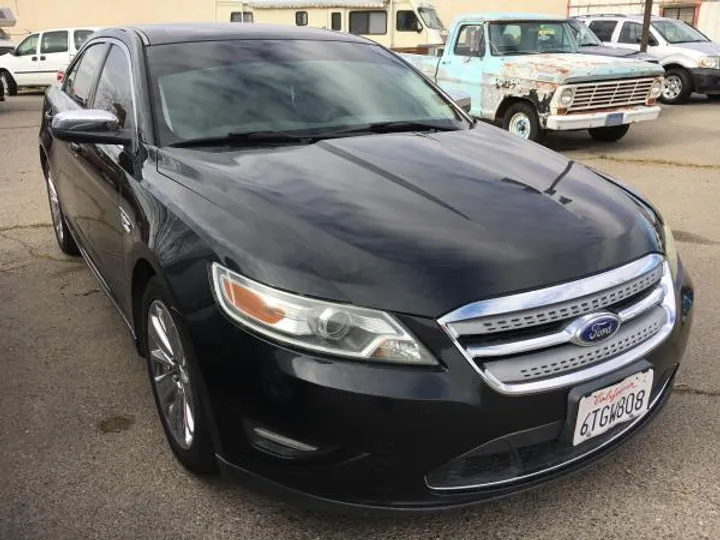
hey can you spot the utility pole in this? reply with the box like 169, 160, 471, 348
640, 0, 654, 52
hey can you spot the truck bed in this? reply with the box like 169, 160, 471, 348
399, 53, 441, 82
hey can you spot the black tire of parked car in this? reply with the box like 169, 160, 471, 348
660, 68, 693, 105
42, 162, 80, 255
502, 102, 543, 143
140, 277, 218, 475
707, 94, 720, 101
588, 124, 631, 142
0, 71, 18, 97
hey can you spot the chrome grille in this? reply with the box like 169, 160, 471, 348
568, 78, 654, 112
438, 254, 677, 395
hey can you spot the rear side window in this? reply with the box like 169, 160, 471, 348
618, 21, 642, 44
64, 43, 107, 105
588, 20, 618, 41
92, 45, 135, 131
295, 11, 308, 26
331, 12, 341, 31
230, 11, 254, 23
40, 31, 69, 54
349, 11, 387, 35
74, 30, 95, 50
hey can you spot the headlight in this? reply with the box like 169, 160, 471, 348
699, 56, 720, 69
662, 221, 679, 278
559, 87, 575, 107
211, 263, 437, 365
649, 79, 663, 98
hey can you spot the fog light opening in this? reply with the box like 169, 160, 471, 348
247, 423, 320, 459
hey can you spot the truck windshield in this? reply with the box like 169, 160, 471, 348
147, 40, 469, 146
653, 19, 709, 43
418, 8, 445, 30
489, 21, 578, 55
568, 20, 602, 46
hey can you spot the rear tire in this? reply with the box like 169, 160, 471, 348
588, 124, 630, 142
141, 278, 217, 475
660, 68, 693, 104
502, 102, 543, 142
0, 71, 17, 96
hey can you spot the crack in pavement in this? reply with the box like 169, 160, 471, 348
575, 154, 720, 170
0, 230, 82, 264
673, 384, 720, 398
0, 223, 52, 233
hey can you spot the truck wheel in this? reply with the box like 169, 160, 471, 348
661, 68, 692, 104
588, 124, 630, 142
0, 71, 17, 97
502, 102, 543, 142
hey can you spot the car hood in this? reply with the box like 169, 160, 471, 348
579, 45, 658, 62
674, 40, 720, 55
500, 53, 664, 84
156, 127, 661, 318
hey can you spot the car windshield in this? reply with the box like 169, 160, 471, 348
489, 21, 579, 56
146, 39, 468, 146
418, 8, 445, 30
653, 19, 709, 43
568, 20, 602, 46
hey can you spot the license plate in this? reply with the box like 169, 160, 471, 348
572, 370, 653, 446
606, 113, 625, 126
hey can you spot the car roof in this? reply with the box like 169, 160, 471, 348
93, 23, 371, 46
576, 14, 673, 22
33, 27, 99, 33
455, 12, 568, 23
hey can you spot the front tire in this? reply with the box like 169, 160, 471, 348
661, 68, 693, 104
588, 124, 630, 142
141, 278, 217, 474
706, 94, 720, 101
0, 71, 17, 96
502, 102, 543, 142
43, 165, 79, 255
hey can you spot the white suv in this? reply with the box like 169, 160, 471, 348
576, 15, 720, 104
0, 27, 97, 96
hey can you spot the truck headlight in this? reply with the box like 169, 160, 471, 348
211, 263, 437, 365
559, 87, 575, 107
649, 79, 663, 98
699, 56, 720, 69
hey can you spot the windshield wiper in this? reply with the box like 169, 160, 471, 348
311, 121, 462, 139
168, 131, 313, 148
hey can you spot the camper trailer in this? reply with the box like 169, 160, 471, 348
220, 0, 447, 51
0, 6, 16, 55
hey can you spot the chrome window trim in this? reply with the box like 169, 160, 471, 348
425, 368, 674, 492
437, 254, 676, 395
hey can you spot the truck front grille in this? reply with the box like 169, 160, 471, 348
438, 254, 677, 395
568, 78, 654, 112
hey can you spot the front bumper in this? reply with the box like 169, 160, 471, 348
186, 260, 694, 514
689, 68, 720, 95
545, 105, 661, 131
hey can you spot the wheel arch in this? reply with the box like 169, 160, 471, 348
495, 96, 539, 123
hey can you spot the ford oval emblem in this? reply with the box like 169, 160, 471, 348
571, 313, 621, 347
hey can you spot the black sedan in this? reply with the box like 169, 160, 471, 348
39, 23, 694, 513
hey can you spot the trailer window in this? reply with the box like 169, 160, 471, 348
331, 12, 341, 31
296, 11, 308, 26
349, 11, 387, 35
397, 10, 421, 32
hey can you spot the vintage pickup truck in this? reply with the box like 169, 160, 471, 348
400, 13, 666, 142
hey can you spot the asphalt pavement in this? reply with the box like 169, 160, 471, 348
1, 95, 719, 539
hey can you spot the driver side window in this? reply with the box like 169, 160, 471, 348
454, 24, 485, 57
15, 33, 39, 56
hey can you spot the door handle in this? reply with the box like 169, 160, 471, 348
31, 56, 38, 61
69, 142, 82, 154
40, 55, 46, 61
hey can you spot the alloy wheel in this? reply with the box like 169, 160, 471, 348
147, 300, 196, 449
662, 75, 683, 101
46, 170, 64, 244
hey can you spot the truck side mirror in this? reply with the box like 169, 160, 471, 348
412, 20, 423, 33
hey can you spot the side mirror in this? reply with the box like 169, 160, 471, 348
447, 89, 471, 113
51, 109, 132, 145
412, 20, 423, 33
469, 30, 483, 57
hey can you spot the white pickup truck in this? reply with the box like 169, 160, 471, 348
400, 13, 666, 142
